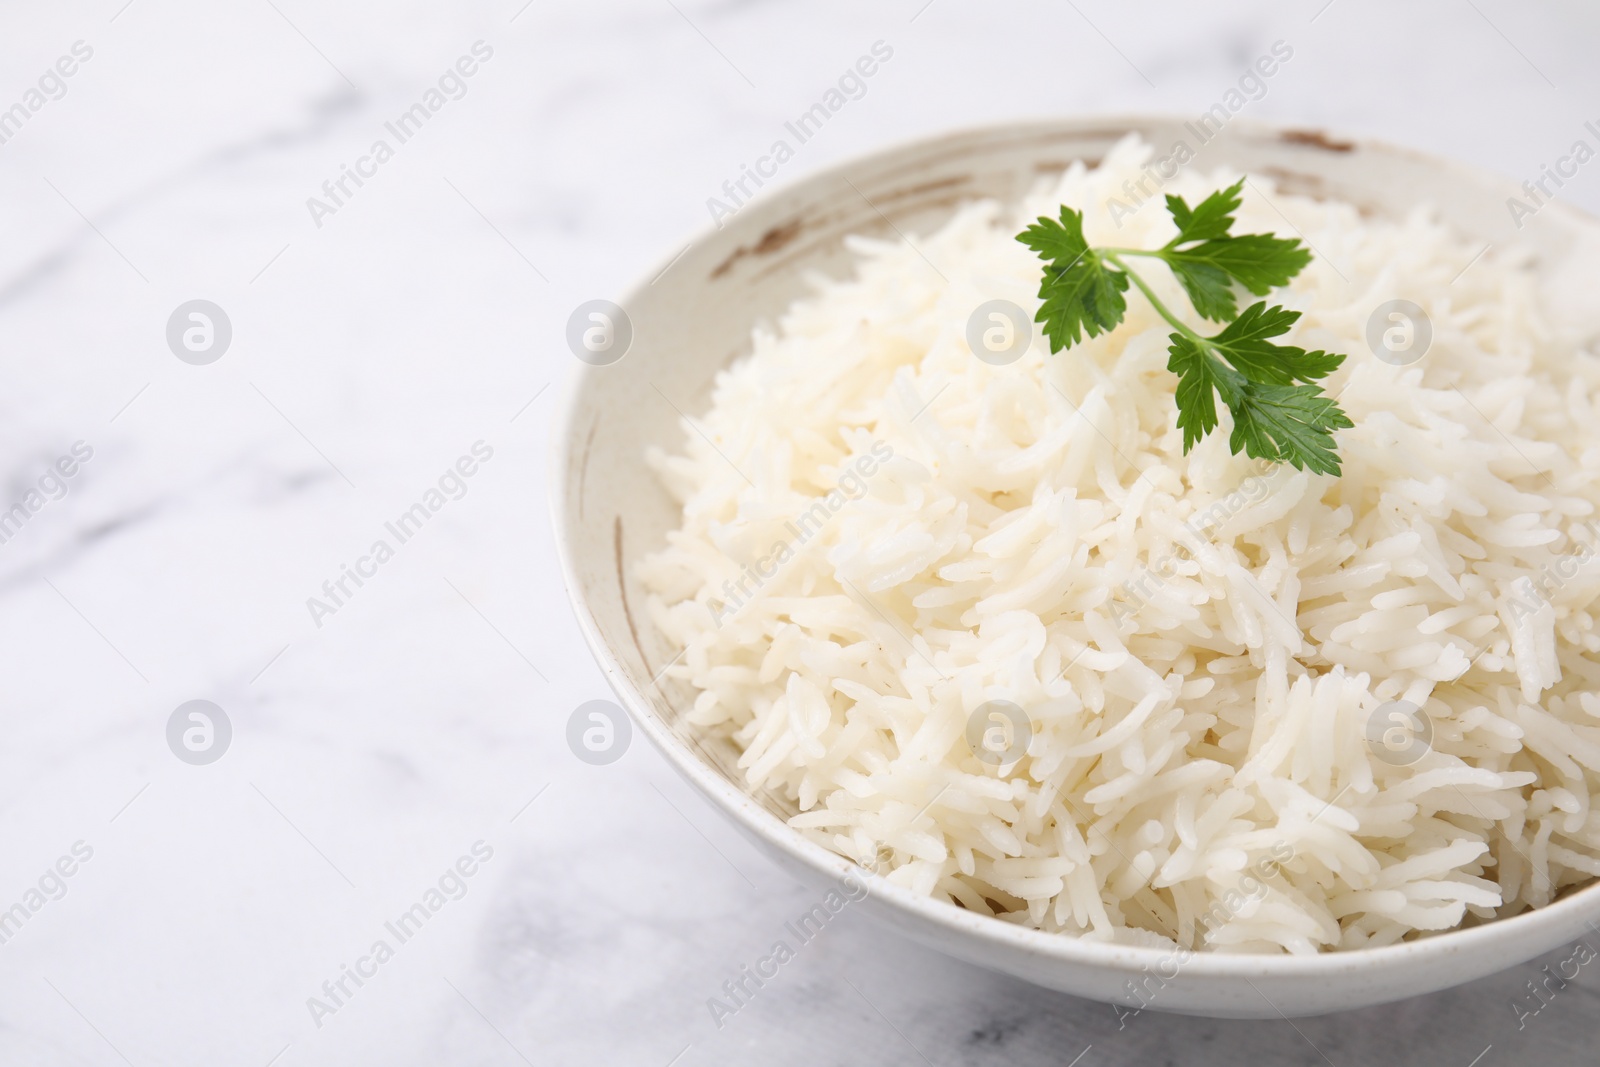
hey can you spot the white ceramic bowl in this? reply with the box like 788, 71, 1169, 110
552, 117, 1600, 1018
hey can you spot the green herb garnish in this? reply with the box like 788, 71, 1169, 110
1018, 179, 1352, 476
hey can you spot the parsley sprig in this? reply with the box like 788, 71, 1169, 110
1017, 179, 1352, 476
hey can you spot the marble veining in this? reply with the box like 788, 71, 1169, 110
2, 1, 1598, 1064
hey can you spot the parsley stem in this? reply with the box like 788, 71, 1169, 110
1102, 252, 1205, 345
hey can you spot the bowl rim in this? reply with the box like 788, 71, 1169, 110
551, 113, 1600, 980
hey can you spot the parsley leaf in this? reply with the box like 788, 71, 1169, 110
1208, 303, 1344, 385
1162, 256, 1237, 321
1156, 182, 1312, 321
1227, 380, 1353, 476
1166, 334, 1232, 453
1019, 205, 1092, 263
1017, 182, 1352, 475
1163, 234, 1312, 304
1164, 180, 1244, 244
1020, 207, 1130, 348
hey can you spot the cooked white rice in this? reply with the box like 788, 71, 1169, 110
637, 135, 1600, 953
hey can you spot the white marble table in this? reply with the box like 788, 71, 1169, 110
2, 1, 1599, 1064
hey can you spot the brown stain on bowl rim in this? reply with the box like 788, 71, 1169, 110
708, 146, 1125, 284
1259, 165, 1327, 196
1258, 165, 1379, 217
710, 219, 804, 279
1033, 156, 1104, 173
614, 514, 652, 678
704, 127, 1348, 281
1280, 129, 1355, 153
747, 190, 976, 283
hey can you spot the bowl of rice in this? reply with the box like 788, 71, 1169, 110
552, 117, 1600, 1017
